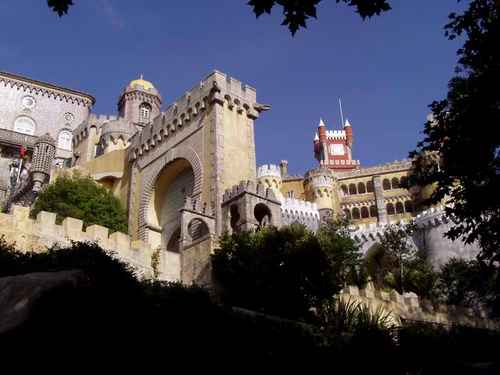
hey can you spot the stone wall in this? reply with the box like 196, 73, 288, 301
340, 283, 498, 330
0, 205, 157, 279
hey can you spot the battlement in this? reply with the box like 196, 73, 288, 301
257, 164, 281, 179
414, 205, 448, 228
89, 114, 119, 123
182, 196, 215, 218
307, 174, 334, 189
281, 198, 319, 216
129, 70, 261, 162
222, 180, 279, 204
326, 129, 346, 140
0, 205, 156, 279
340, 283, 496, 329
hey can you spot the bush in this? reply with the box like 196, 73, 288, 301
212, 225, 337, 320
31, 173, 128, 233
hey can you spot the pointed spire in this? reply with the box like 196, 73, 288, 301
319, 118, 326, 127
140, 73, 144, 80
344, 118, 352, 128
314, 133, 319, 141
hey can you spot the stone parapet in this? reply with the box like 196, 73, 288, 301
281, 198, 320, 231
257, 164, 281, 179
222, 180, 279, 204
0, 205, 156, 279
340, 283, 498, 330
337, 159, 412, 179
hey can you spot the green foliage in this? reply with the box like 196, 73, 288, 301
410, 0, 500, 264
31, 173, 128, 234
212, 224, 336, 320
362, 224, 440, 298
437, 257, 500, 317
316, 218, 366, 287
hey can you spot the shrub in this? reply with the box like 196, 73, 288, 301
31, 173, 128, 233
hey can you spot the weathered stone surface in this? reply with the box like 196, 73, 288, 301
0, 270, 87, 335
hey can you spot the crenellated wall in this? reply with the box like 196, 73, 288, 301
0, 205, 157, 279
340, 283, 498, 329
350, 206, 480, 267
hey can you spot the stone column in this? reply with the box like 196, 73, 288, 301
373, 176, 388, 224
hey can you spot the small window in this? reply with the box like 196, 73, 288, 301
404, 201, 414, 213
287, 191, 295, 198
386, 203, 395, 215
357, 182, 366, 194
349, 183, 357, 195
57, 129, 72, 151
400, 176, 409, 189
366, 181, 374, 193
344, 209, 352, 220
341, 184, 348, 196
383, 179, 391, 190
392, 177, 400, 189
396, 202, 404, 214
361, 206, 369, 218
139, 102, 152, 123
352, 208, 361, 220
370, 205, 378, 217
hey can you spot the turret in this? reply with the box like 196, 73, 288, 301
303, 167, 335, 222
31, 133, 56, 192
98, 118, 135, 154
257, 164, 283, 200
118, 75, 162, 131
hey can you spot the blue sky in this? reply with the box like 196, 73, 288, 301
0, 0, 465, 175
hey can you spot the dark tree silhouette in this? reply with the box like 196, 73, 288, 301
46, 0, 391, 34
410, 0, 500, 264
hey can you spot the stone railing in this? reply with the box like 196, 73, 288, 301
340, 283, 498, 330
0, 128, 37, 149
0, 205, 156, 279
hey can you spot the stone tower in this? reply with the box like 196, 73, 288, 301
313, 118, 359, 171
118, 75, 162, 131
31, 133, 56, 192
257, 164, 283, 200
304, 166, 336, 222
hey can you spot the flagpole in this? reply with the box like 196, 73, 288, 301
339, 97, 345, 127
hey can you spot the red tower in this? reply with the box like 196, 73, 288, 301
313, 118, 360, 171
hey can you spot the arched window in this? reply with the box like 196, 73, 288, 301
341, 184, 348, 196
391, 177, 400, 189
396, 202, 404, 214
13, 116, 36, 135
254, 203, 272, 228
383, 179, 391, 190
404, 201, 414, 213
386, 203, 395, 215
188, 218, 210, 241
352, 207, 361, 220
344, 209, 352, 220
366, 181, 374, 193
357, 182, 366, 194
369, 205, 378, 217
139, 102, 152, 123
361, 206, 369, 218
57, 129, 72, 151
349, 183, 357, 195
400, 176, 408, 189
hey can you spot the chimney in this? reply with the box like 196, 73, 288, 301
279, 160, 288, 178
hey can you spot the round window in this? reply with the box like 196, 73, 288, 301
22, 96, 36, 109
64, 112, 74, 123
14, 116, 36, 135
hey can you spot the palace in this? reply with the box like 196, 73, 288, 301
0, 70, 479, 283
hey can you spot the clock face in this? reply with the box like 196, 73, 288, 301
331, 143, 345, 156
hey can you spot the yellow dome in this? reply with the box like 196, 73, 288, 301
129, 74, 154, 90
